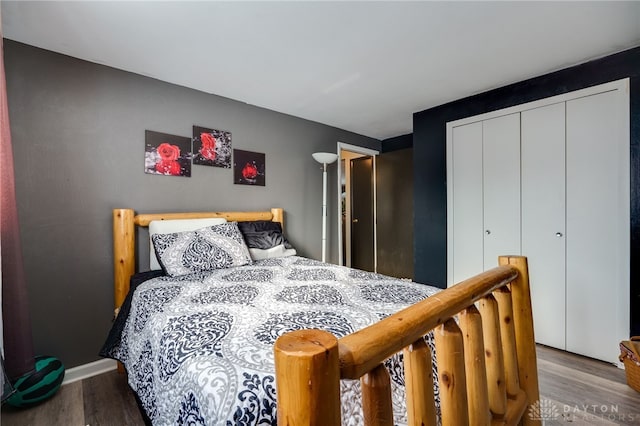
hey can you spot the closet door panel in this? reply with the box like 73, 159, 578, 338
521, 102, 566, 350
451, 122, 483, 283
566, 90, 628, 363
482, 113, 521, 271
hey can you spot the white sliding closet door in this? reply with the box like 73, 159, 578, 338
521, 102, 566, 350
451, 122, 483, 284
482, 113, 521, 271
565, 90, 630, 363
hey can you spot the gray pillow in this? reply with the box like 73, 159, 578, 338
237, 221, 293, 249
152, 222, 252, 277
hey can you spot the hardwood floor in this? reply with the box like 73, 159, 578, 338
536, 345, 640, 425
2, 345, 639, 425
2, 368, 145, 426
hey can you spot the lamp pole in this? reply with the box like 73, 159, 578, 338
312, 152, 338, 262
320, 161, 329, 262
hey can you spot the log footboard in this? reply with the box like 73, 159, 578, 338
274, 256, 540, 426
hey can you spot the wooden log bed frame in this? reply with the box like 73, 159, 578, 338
113, 208, 540, 426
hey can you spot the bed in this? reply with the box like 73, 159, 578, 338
102, 207, 540, 426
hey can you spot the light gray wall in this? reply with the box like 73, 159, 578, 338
4, 40, 380, 368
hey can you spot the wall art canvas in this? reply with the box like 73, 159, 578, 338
144, 130, 192, 177
193, 126, 232, 168
233, 149, 265, 186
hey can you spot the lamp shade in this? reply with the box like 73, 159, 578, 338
312, 152, 338, 164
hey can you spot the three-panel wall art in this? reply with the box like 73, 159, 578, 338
144, 126, 265, 186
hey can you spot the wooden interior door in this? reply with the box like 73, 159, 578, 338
350, 156, 374, 272
376, 149, 413, 279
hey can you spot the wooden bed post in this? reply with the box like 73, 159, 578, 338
479, 294, 507, 418
494, 287, 521, 398
403, 339, 437, 426
499, 255, 540, 426
459, 305, 491, 425
113, 209, 135, 309
274, 329, 341, 426
361, 364, 393, 426
434, 318, 469, 426
271, 207, 284, 228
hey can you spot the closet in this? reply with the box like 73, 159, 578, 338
446, 79, 629, 364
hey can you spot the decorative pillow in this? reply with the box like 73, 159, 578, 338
249, 244, 297, 261
152, 222, 252, 277
237, 221, 293, 249
149, 218, 227, 270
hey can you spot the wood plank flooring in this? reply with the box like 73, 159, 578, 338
2, 368, 145, 426
2, 345, 639, 425
536, 346, 640, 425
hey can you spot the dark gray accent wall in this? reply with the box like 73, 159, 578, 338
412, 46, 640, 335
381, 133, 412, 152
4, 40, 380, 368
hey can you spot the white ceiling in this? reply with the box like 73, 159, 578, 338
2, 1, 639, 140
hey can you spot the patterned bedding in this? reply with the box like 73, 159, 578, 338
100, 256, 441, 425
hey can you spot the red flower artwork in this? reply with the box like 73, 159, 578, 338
155, 142, 181, 175
233, 149, 264, 186
242, 163, 258, 180
157, 142, 180, 161
199, 132, 217, 161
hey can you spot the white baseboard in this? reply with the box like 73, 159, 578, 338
62, 358, 118, 385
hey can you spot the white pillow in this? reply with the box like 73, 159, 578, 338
248, 244, 297, 261
149, 218, 227, 270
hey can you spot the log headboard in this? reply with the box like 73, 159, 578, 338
112, 207, 284, 309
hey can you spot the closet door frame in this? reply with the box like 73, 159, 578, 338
446, 78, 629, 287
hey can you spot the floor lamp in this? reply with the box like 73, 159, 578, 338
312, 152, 338, 262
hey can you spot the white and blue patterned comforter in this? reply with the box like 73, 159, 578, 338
101, 256, 441, 425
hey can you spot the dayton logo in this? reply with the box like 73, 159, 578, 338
528, 399, 561, 421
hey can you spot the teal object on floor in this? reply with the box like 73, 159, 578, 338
5, 356, 65, 408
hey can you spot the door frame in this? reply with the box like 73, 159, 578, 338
337, 142, 379, 270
